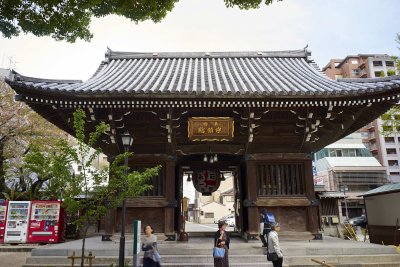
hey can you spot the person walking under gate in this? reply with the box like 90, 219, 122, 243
267, 223, 283, 267
142, 225, 161, 267
260, 209, 275, 247
214, 220, 230, 267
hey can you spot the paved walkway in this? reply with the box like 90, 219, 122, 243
0, 252, 30, 267
28, 235, 398, 257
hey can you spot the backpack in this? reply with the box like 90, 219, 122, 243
263, 212, 276, 225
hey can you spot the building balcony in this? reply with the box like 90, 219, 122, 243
366, 123, 375, 129
358, 69, 367, 78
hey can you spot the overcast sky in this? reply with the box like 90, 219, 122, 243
0, 0, 399, 80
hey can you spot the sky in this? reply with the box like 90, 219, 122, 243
0, 0, 399, 81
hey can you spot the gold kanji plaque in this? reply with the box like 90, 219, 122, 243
188, 117, 234, 141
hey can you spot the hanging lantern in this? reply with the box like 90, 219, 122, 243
192, 170, 221, 196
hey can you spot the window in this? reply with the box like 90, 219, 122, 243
351, 69, 359, 76
200, 211, 204, 216
388, 160, 398, 166
77, 165, 82, 171
348, 149, 356, 157
360, 132, 369, 138
131, 164, 165, 197
334, 75, 343, 80
256, 163, 305, 196
351, 60, 358, 64
363, 143, 370, 150
386, 61, 394, 67
390, 172, 400, 175
374, 71, 384, 77
205, 212, 214, 219
385, 137, 395, 143
373, 61, 383, 67
386, 148, 397, 155
334, 62, 340, 67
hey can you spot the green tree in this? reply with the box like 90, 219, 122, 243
41, 108, 159, 267
0, 73, 67, 196
0, 0, 279, 42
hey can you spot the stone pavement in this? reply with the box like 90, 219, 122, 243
21, 235, 400, 266
2, 234, 400, 266
0, 252, 30, 267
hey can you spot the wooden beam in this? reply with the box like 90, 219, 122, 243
256, 197, 311, 206
125, 197, 169, 207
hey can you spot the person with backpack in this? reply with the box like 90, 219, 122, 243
260, 209, 275, 247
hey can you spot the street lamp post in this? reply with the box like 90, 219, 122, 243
119, 131, 134, 267
340, 185, 349, 221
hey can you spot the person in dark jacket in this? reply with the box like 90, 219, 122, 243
214, 220, 230, 267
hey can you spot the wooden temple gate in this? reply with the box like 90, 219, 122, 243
6, 48, 400, 240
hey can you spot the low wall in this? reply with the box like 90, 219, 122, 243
368, 225, 400, 246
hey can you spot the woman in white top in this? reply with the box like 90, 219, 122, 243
267, 222, 283, 267
142, 225, 161, 267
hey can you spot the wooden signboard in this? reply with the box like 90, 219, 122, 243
188, 117, 234, 141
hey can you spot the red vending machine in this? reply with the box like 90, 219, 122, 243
28, 200, 65, 243
0, 200, 8, 243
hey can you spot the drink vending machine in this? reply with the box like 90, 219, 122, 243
4, 201, 31, 243
28, 200, 65, 243
0, 199, 8, 243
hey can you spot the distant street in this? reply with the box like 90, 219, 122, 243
185, 221, 235, 232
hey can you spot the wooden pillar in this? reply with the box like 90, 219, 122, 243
304, 159, 319, 234
104, 208, 116, 235
245, 160, 259, 239
164, 160, 176, 239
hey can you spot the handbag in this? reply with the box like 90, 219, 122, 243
212, 233, 225, 259
213, 247, 225, 258
267, 252, 278, 261
153, 249, 161, 262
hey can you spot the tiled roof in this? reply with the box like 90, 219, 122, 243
7, 49, 400, 97
318, 191, 347, 199
361, 183, 400, 197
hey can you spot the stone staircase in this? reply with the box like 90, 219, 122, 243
21, 236, 400, 267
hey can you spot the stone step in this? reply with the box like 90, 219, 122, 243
23, 254, 400, 266
30, 245, 397, 257
22, 264, 277, 267
289, 264, 400, 267
25, 255, 270, 264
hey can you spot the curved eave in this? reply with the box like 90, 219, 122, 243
7, 78, 400, 101
6, 51, 400, 100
